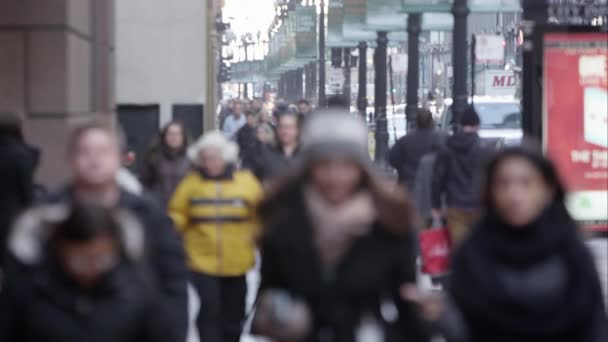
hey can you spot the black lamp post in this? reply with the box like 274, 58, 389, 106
406, 13, 421, 129
318, 0, 326, 108
374, 31, 389, 164
357, 41, 368, 120
451, 0, 470, 129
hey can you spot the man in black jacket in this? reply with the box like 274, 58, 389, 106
0, 114, 38, 262
43, 120, 189, 341
252, 112, 300, 182
389, 108, 445, 191
237, 111, 259, 158
431, 106, 489, 247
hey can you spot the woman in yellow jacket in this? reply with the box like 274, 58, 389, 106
169, 131, 262, 342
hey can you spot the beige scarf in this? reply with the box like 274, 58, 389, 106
304, 187, 377, 270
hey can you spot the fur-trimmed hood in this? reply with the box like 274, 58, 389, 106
8, 204, 145, 266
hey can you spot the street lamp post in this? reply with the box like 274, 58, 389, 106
318, 0, 326, 108
521, 0, 548, 138
374, 31, 389, 164
451, 0, 470, 128
406, 13, 421, 129
357, 41, 368, 120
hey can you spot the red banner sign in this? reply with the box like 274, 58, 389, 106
543, 32, 608, 232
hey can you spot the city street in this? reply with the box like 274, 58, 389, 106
0, 1, 607, 342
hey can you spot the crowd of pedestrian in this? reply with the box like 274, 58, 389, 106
0, 94, 606, 342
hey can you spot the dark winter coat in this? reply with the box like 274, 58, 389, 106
0, 205, 173, 342
431, 132, 489, 210
0, 135, 38, 259
389, 129, 445, 190
249, 144, 300, 181
450, 202, 608, 342
257, 186, 430, 342
44, 187, 189, 342
140, 148, 191, 209
236, 124, 258, 158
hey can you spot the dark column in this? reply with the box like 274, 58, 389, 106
374, 31, 389, 164
296, 68, 304, 101
522, 0, 548, 139
318, 0, 326, 108
451, 0, 470, 129
406, 13, 421, 128
357, 42, 368, 120
343, 47, 352, 108
278, 75, 284, 99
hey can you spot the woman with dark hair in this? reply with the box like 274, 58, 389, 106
0, 114, 39, 261
0, 202, 172, 342
253, 112, 429, 342
141, 121, 191, 208
430, 146, 607, 342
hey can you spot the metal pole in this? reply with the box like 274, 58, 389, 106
406, 13, 421, 129
243, 45, 249, 99
451, 0, 470, 129
357, 41, 368, 120
343, 47, 352, 107
471, 34, 476, 100
374, 31, 389, 164
318, 0, 326, 108
522, 0, 548, 139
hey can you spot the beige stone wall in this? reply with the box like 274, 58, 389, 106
0, 0, 115, 187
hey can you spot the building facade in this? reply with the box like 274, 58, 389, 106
115, 0, 208, 170
0, 0, 115, 187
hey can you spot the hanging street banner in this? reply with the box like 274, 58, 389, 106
366, 0, 407, 31
543, 31, 608, 233
328, 0, 349, 47
296, 5, 317, 60
343, 0, 376, 43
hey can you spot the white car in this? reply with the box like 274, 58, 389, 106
439, 96, 523, 147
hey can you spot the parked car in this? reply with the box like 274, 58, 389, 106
439, 96, 523, 147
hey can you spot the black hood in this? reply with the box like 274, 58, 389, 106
446, 131, 479, 153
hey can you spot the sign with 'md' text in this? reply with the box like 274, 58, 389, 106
543, 31, 608, 232
484, 70, 517, 96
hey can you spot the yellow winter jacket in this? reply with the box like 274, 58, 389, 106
169, 169, 263, 276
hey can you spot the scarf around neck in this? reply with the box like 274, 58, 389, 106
450, 202, 605, 341
304, 187, 376, 270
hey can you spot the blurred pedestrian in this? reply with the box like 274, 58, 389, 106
252, 112, 300, 182
251, 98, 264, 115
242, 123, 277, 179
389, 108, 445, 192
0, 114, 39, 262
218, 99, 235, 130
0, 202, 172, 342
236, 111, 259, 158
140, 121, 191, 208
223, 101, 246, 140
253, 112, 430, 342
431, 105, 489, 247
43, 120, 189, 341
169, 131, 263, 342
447, 147, 608, 342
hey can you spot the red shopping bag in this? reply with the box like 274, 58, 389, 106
419, 223, 451, 276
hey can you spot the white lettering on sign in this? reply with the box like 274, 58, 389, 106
572, 149, 592, 163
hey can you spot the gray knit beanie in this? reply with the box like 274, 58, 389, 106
300, 110, 371, 167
